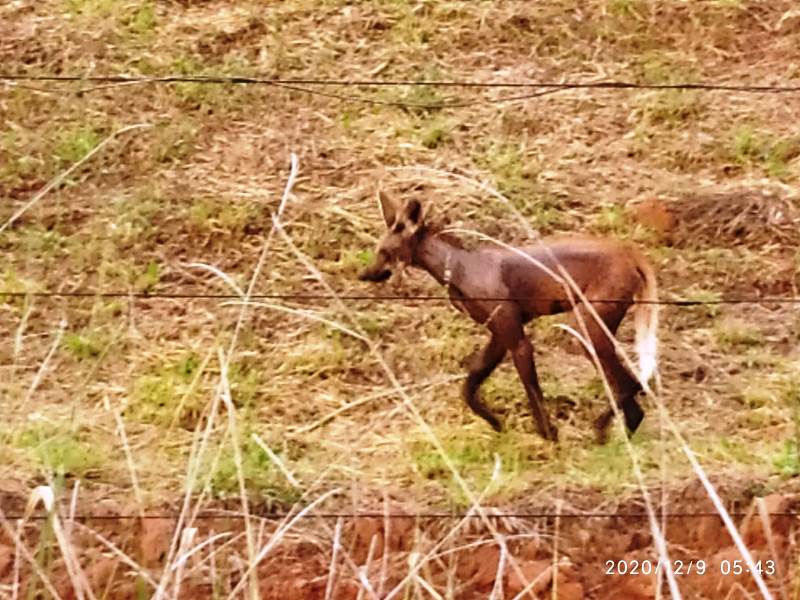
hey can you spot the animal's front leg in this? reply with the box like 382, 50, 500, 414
509, 337, 558, 442
462, 335, 506, 432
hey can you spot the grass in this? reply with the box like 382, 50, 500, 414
187, 196, 260, 234
127, 352, 212, 426
54, 125, 102, 166
419, 117, 452, 149
65, 0, 117, 17
636, 50, 698, 85
714, 319, 764, 350
728, 126, 800, 179
150, 121, 198, 164
3, 0, 800, 593
122, 1, 157, 37
62, 330, 107, 361
773, 440, 800, 478
634, 89, 704, 127
1, 267, 41, 295
207, 435, 304, 504
470, 140, 574, 230
14, 423, 107, 479
681, 285, 723, 319
408, 426, 551, 506
473, 140, 540, 202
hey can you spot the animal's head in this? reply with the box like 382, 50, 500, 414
358, 192, 426, 283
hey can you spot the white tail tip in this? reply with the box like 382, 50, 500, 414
637, 334, 658, 383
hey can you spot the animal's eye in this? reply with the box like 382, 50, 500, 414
392, 222, 405, 233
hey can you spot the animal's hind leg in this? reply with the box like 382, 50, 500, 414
574, 303, 644, 443
462, 335, 506, 432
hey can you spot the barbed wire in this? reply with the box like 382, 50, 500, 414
4, 74, 800, 93
3, 74, 800, 108
0, 290, 798, 306
7, 510, 794, 521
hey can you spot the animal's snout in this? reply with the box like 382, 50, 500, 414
358, 267, 392, 282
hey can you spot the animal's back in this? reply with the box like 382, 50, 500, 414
477, 235, 648, 316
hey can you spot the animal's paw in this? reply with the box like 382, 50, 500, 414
542, 423, 559, 442
594, 425, 609, 445
488, 417, 503, 433
593, 410, 613, 445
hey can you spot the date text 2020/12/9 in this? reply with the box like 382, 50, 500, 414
604, 559, 776, 577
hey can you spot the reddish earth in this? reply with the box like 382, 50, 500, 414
2, 490, 797, 599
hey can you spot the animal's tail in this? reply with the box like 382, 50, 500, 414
632, 253, 659, 386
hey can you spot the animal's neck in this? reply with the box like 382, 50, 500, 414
412, 227, 468, 288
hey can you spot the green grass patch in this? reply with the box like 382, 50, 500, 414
65, 0, 116, 17
588, 204, 659, 243
109, 189, 163, 244
15, 424, 107, 478
129, 353, 262, 427
383, 2, 435, 51
8, 227, 69, 260
472, 140, 568, 230
739, 385, 775, 410
62, 330, 108, 361
773, 440, 800, 478
561, 437, 651, 492
135, 261, 161, 292
336, 248, 375, 277
399, 84, 446, 114
591, 204, 629, 235
151, 121, 197, 164
695, 436, 774, 467
542, 375, 606, 405
634, 90, 704, 127
55, 125, 102, 166
1, 128, 44, 185
273, 326, 353, 378
169, 56, 254, 112
123, 1, 157, 37
419, 117, 452, 149
727, 126, 800, 179
682, 285, 723, 319
474, 140, 539, 199
607, 0, 646, 19
636, 50, 698, 85
409, 427, 549, 506
206, 436, 304, 504
0, 268, 41, 297
187, 197, 260, 234
714, 319, 764, 350
127, 352, 211, 426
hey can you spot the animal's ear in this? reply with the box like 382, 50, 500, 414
377, 190, 399, 227
403, 199, 423, 225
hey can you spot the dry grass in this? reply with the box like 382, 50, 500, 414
2, 0, 800, 596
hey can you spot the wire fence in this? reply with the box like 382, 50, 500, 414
4, 74, 800, 92
4, 74, 800, 108
2, 74, 799, 529
1, 290, 799, 306
6, 510, 796, 521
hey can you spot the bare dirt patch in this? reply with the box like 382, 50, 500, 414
3, 486, 798, 599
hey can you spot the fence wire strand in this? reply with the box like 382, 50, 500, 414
4, 74, 800, 92
3, 74, 800, 108
6, 510, 797, 521
1, 290, 799, 306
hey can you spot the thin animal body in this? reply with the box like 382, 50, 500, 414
358, 192, 659, 442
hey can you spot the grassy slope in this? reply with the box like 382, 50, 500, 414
1, 0, 800, 515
